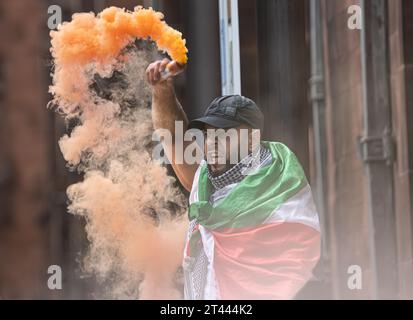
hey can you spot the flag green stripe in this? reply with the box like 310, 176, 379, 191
188, 141, 307, 230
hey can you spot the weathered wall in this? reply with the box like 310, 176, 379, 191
389, 0, 413, 299
322, 0, 413, 299
0, 0, 52, 299
256, 0, 310, 174
322, 0, 373, 299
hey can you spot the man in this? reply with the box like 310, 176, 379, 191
146, 58, 320, 300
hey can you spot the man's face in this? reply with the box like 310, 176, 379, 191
203, 124, 254, 176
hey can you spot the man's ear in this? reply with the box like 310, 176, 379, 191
247, 128, 255, 153
249, 128, 261, 152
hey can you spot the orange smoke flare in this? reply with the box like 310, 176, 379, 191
49, 6, 188, 108
50, 6, 188, 65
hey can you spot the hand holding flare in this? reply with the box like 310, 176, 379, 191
146, 58, 185, 85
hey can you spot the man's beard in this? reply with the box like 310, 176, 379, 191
206, 150, 237, 177
207, 161, 236, 177
205, 143, 244, 177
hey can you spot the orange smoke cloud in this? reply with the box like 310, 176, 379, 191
50, 6, 187, 109
49, 6, 188, 299
51, 6, 188, 65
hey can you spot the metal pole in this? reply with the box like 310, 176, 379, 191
219, 0, 241, 95
230, 0, 241, 95
360, 0, 398, 299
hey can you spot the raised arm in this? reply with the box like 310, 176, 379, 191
146, 58, 198, 192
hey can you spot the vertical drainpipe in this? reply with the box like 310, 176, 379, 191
309, 0, 331, 295
360, 0, 398, 299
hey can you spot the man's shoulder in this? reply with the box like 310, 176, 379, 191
262, 140, 292, 152
261, 141, 297, 160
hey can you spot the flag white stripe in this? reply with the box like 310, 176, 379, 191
263, 183, 320, 232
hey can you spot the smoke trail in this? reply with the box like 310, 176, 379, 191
49, 8, 188, 299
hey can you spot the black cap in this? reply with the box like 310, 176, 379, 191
188, 95, 264, 131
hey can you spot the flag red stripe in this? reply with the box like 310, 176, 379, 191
212, 222, 320, 299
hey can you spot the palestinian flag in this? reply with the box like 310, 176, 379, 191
184, 141, 321, 300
